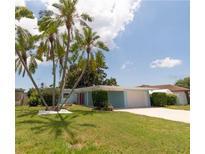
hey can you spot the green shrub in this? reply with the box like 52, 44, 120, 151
151, 92, 168, 107
27, 88, 60, 106
28, 90, 41, 106
167, 94, 177, 105
92, 90, 109, 109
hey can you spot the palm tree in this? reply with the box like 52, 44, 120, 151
15, 6, 34, 20
60, 27, 109, 108
37, 12, 64, 109
15, 6, 49, 109
51, 0, 93, 104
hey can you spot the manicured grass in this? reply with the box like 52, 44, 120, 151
16, 105, 190, 154
165, 105, 190, 111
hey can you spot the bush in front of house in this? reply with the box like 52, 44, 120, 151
27, 88, 60, 106
151, 92, 177, 107
151, 92, 168, 107
167, 94, 177, 105
92, 90, 112, 110
28, 90, 41, 106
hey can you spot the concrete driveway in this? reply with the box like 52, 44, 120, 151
116, 108, 190, 123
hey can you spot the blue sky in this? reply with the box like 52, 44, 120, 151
15, 0, 190, 90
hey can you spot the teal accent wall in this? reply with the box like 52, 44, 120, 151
108, 91, 125, 108
87, 92, 93, 106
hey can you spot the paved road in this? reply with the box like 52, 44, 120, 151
115, 108, 190, 123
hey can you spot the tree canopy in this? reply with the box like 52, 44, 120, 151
65, 51, 117, 88
175, 77, 190, 89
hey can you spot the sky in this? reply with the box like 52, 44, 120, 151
15, 0, 190, 90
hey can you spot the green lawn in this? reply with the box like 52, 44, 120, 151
165, 105, 190, 111
16, 105, 190, 154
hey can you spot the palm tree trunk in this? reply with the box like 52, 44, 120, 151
51, 42, 56, 109
58, 27, 71, 105
16, 50, 49, 109
59, 52, 90, 109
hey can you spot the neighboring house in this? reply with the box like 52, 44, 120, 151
63, 85, 152, 108
139, 84, 190, 105
15, 88, 25, 105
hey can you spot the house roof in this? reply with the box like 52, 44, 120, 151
138, 84, 189, 92
15, 88, 25, 92
64, 85, 154, 93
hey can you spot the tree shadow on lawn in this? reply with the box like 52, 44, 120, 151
16, 110, 38, 118
17, 113, 96, 144
71, 109, 111, 116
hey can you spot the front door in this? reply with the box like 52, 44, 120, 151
79, 93, 84, 105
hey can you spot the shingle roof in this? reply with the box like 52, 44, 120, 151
138, 84, 189, 92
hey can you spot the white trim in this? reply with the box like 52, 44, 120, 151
123, 91, 128, 108
63, 85, 153, 93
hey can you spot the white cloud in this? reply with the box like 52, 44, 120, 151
121, 61, 134, 70
15, 0, 26, 6
16, 17, 40, 35
150, 57, 182, 68
20, 0, 142, 48
76, 0, 141, 48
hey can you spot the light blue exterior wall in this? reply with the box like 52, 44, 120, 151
84, 92, 88, 106
108, 91, 125, 108
87, 92, 93, 106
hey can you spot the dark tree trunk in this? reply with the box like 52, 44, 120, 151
59, 52, 90, 108
16, 50, 49, 109
58, 26, 71, 105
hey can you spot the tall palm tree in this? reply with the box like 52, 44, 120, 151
60, 27, 109, 108
15, 6, 49, 109
52, 0, 93, 104
15, 29, 38, 77
37, 12, 64, 109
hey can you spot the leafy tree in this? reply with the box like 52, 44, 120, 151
65, 51, 107, 88
175, 77, 190, 89
15, 7, 49, 108
65, 52, 118, 88
103, 78, 118, 86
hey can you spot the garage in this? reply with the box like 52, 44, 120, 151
126, 90, 150, 108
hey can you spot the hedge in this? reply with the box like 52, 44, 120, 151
151, 92, 177, 107
167, 94, 177, 105
92, 90, 110, 110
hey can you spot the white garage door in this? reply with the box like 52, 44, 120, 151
174, 92, 188, 105
126, 90, 150, 108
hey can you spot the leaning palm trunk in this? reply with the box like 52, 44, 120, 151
52, 50, 56, 109
58, 28, 71, 104
16, 50, 49, 109
59, 52, 90, 109
50, 40, 56, 109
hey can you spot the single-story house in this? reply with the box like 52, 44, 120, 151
62, 85, 152, 108
138, 84, 189, 105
